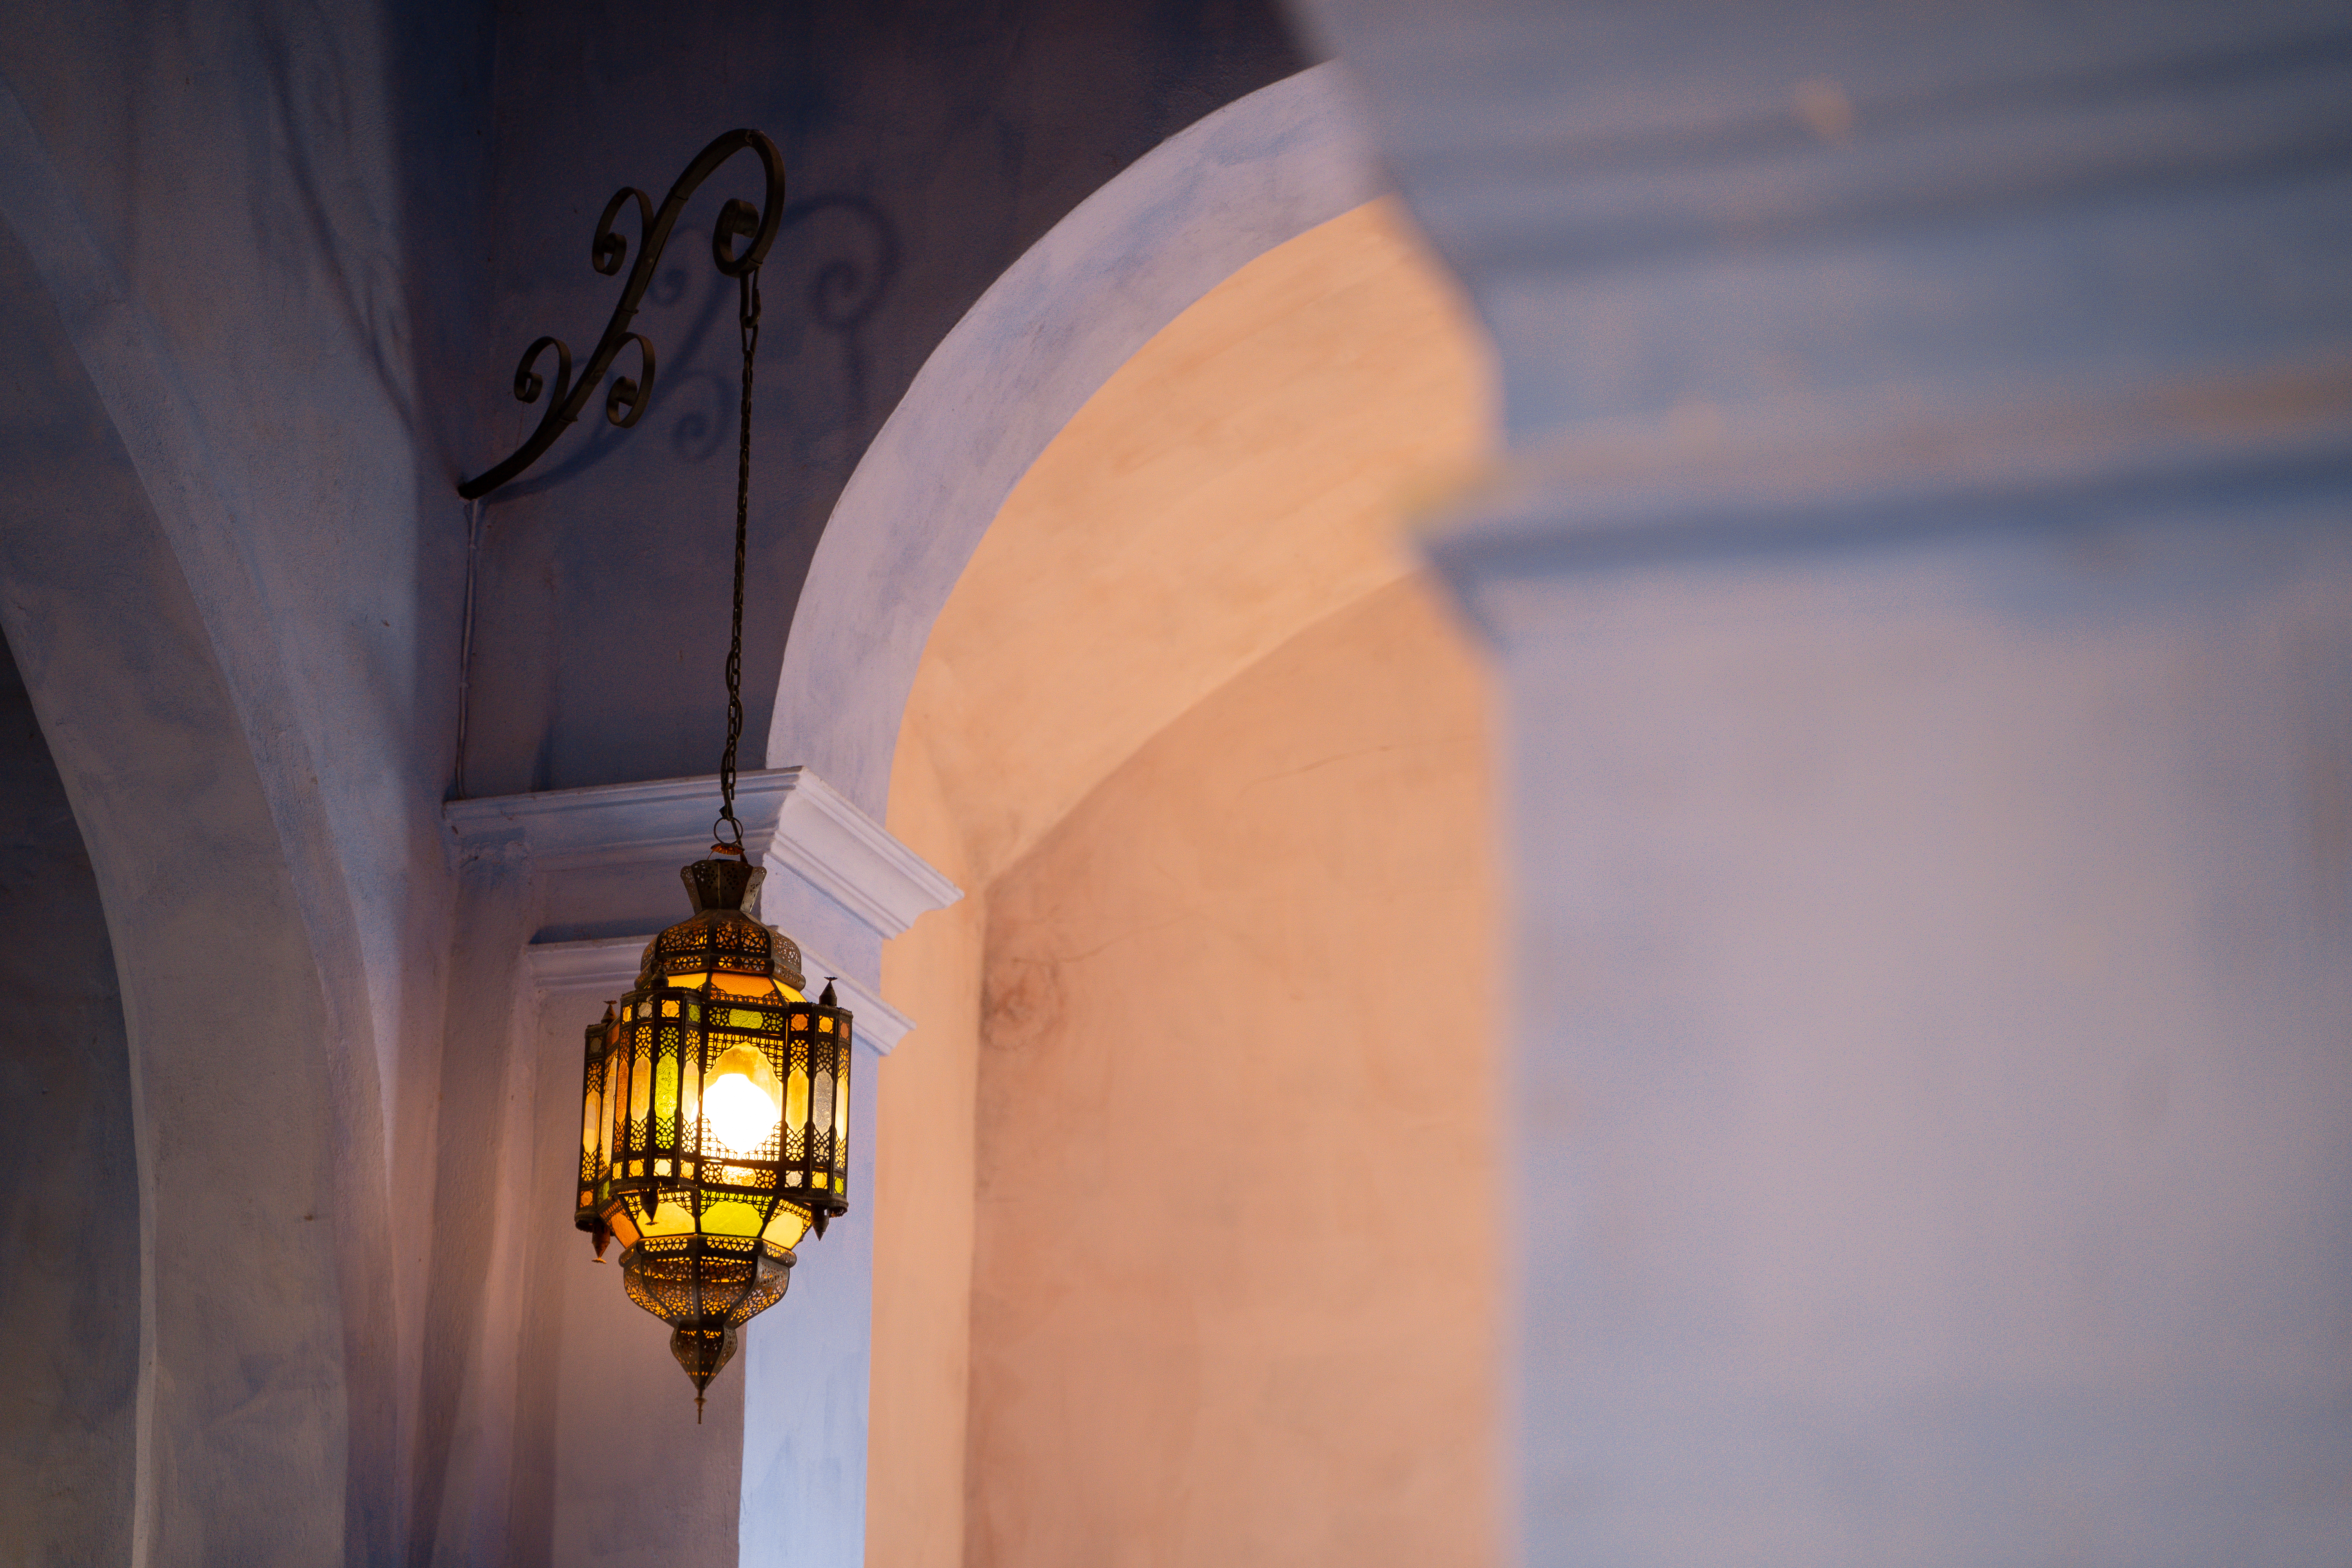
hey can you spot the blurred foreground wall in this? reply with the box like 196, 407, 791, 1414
1293, 0, 2352, 1559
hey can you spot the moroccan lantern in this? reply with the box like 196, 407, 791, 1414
448, 129, 829, 1416
575, 851, 852, 1416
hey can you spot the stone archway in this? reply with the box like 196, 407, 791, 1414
788, 64, 1506, 1563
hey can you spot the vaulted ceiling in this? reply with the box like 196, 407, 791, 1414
893, 195, 1492, 886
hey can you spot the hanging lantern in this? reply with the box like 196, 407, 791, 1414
573, 851, 853, 1417
452, 128, 829, 1419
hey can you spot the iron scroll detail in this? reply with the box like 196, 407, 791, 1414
457, 129, 786, 501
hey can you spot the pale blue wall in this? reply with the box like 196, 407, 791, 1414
0, 0, 490, 1558
1300, 0, 2352, 1559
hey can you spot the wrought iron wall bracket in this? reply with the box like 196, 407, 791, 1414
458, 129, 786, 501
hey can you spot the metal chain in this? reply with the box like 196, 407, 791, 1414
715, 263, 760, 853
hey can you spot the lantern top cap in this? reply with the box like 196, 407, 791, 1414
637, 857, 806, 992
681, 855, 764, 913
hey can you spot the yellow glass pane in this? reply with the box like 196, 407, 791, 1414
603, 1063, 623, 1169
701, 1199, 763, 1237
580, 1083, 601, 1160
833, 1056, 849, 1137
630, 1051, 652, 1128
639, 1197, 696, 1237
655, 1054, 679, 1121
762, 1207, 809, 1251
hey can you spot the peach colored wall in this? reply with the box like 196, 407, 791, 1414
871, 195, 1496, 1566
902, 199, 1490, 889
870, 731, 988, 1565
964, 576, 1499, 1567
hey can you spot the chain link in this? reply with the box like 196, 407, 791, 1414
715, 264, 760, 852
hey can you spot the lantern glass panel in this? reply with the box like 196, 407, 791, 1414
614, 1060, 635, 1168
638, 1193, 696, 1238
762, 1206, 809, 1252
704, 1042, 780, 1158
701, 1196, 764, 1237
784, 1060, 809, 1131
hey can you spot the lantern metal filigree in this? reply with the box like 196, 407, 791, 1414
575, 853, 852, 1416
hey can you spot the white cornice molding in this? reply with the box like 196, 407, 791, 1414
760, 767, 961, 939
445, 765, 961, 940
445, 768, 800, 869
523, 933, 915, 1058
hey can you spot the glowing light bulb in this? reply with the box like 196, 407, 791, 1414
704, 1071, 777, 1157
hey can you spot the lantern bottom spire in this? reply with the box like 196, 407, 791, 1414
619, 1240, 795, 1408
673, 1327, 736, 1423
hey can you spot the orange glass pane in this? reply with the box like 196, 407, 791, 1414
785, 1064, 809, 1131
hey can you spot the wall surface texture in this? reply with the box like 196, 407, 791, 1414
966, 575, 1501, 1568
872, 177, 1497, 1563
0, 627, 137, 1566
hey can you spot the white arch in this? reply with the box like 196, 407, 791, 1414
764, 63, 1384, 818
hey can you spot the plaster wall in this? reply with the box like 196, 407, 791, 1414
0, 626, 137, 1566
903, 197, 1488, 886
527, 967, 751, 1568
1293, 0, 2352, 1555
869, 731, 989, 1568
871, 173, 1495, 1563
1472, 510, 2352, 1559
967, 575, 1501, 1567
466, 0, 1304, 800
0, 1, 493, 1557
